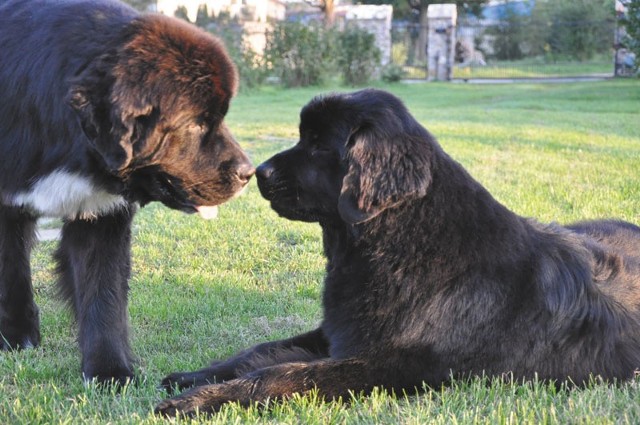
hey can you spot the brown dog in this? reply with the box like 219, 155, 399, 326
0, 0, 253, 384
156, 89, 640, 416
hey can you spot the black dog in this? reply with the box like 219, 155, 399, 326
0, 0, 253, 384
156, 89, 640, 415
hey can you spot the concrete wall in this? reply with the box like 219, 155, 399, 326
427, 4, 457, 81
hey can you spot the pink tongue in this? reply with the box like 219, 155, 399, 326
196, 205, 218, 220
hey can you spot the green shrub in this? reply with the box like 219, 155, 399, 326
622, 0, 640, 73
336, 26, 381, 86
381, 63, 407, 82
210, 24, 268, 91
236, 48, 270, 90
265, 22, 336, 87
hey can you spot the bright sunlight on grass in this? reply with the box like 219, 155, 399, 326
1, 80, 639, 424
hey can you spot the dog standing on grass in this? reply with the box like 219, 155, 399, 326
0, 0, 253, 385
156, 89, 640, 416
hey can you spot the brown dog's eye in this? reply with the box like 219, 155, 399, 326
187, 123, 206, 135
184, 123, 209, 144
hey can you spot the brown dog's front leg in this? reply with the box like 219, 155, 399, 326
155, 358, 381, 417
0, 207, 39, 350
55, 206, 136, 385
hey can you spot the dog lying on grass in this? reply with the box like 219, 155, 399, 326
156, 89, 640, 416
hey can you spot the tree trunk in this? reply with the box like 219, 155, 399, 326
416, 5, 428, 63
324, 0, 335, 27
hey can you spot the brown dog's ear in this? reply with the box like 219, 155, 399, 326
67, 54, 148, 172
338, 126, 433, 224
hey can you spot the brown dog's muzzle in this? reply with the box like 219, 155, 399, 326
235, 161, 255, 185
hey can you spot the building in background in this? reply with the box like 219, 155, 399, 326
154, 0, 391, 64
155, 0, 285, 23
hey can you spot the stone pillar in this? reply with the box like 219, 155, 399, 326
427, 4, 457, 81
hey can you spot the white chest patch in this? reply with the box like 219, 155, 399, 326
11, 170, 127, 220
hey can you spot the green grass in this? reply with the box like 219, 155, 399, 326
453, 57, 614, 79
403, 58, 614, 80
2, 80, 640, 424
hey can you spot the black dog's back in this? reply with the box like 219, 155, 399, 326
568, 219, 640, 251
567, 220, 640, 311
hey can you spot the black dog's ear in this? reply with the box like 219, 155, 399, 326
338, 125, 433, 224
67, 54, 151, 172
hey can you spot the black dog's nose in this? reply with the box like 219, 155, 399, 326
256, 162, 274, 180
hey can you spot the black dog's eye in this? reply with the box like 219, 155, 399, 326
305, 132, 332, 156
310, 144, 331, 156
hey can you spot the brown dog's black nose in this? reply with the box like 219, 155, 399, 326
256, 162, 274, 180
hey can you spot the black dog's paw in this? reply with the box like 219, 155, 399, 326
160, 368, 222, 394
0, 333, 40, 351
83, 366, 136, 391
0, 318, 41, 351
160, 372, 196, 394
155, 385, 226, 417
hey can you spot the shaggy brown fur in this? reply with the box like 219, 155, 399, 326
0, 0, 253, 384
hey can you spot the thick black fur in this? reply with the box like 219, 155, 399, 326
156, 89, 640, 416
0, 0, 253, 384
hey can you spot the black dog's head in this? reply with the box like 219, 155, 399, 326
67, 15, 253, 216
256, 89, 434, 225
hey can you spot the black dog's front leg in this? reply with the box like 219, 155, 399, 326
55, 206, 135, 384
156, 357, 387, 417
0, 206, 40, 350
161, 328, 330, 393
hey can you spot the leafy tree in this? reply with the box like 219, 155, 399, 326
304, 0, 335, 26
360, 0, 487, 20
531, 0, 615, 61
174, 5, 190, 22
361, 0, 413, 20
195, 4, 213, 27
411, 0, 487, 18
119, 0, 154, 11
622, 0, 640, 70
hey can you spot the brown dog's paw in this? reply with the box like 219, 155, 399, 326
154, 398, 188, 418
155, 385, 227, 417
155, 395, 205, 418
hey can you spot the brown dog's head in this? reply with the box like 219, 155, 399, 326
256, 89, 433, 225
67, 14, 253, 216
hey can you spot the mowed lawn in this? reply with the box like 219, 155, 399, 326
1, 80, 639, 424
